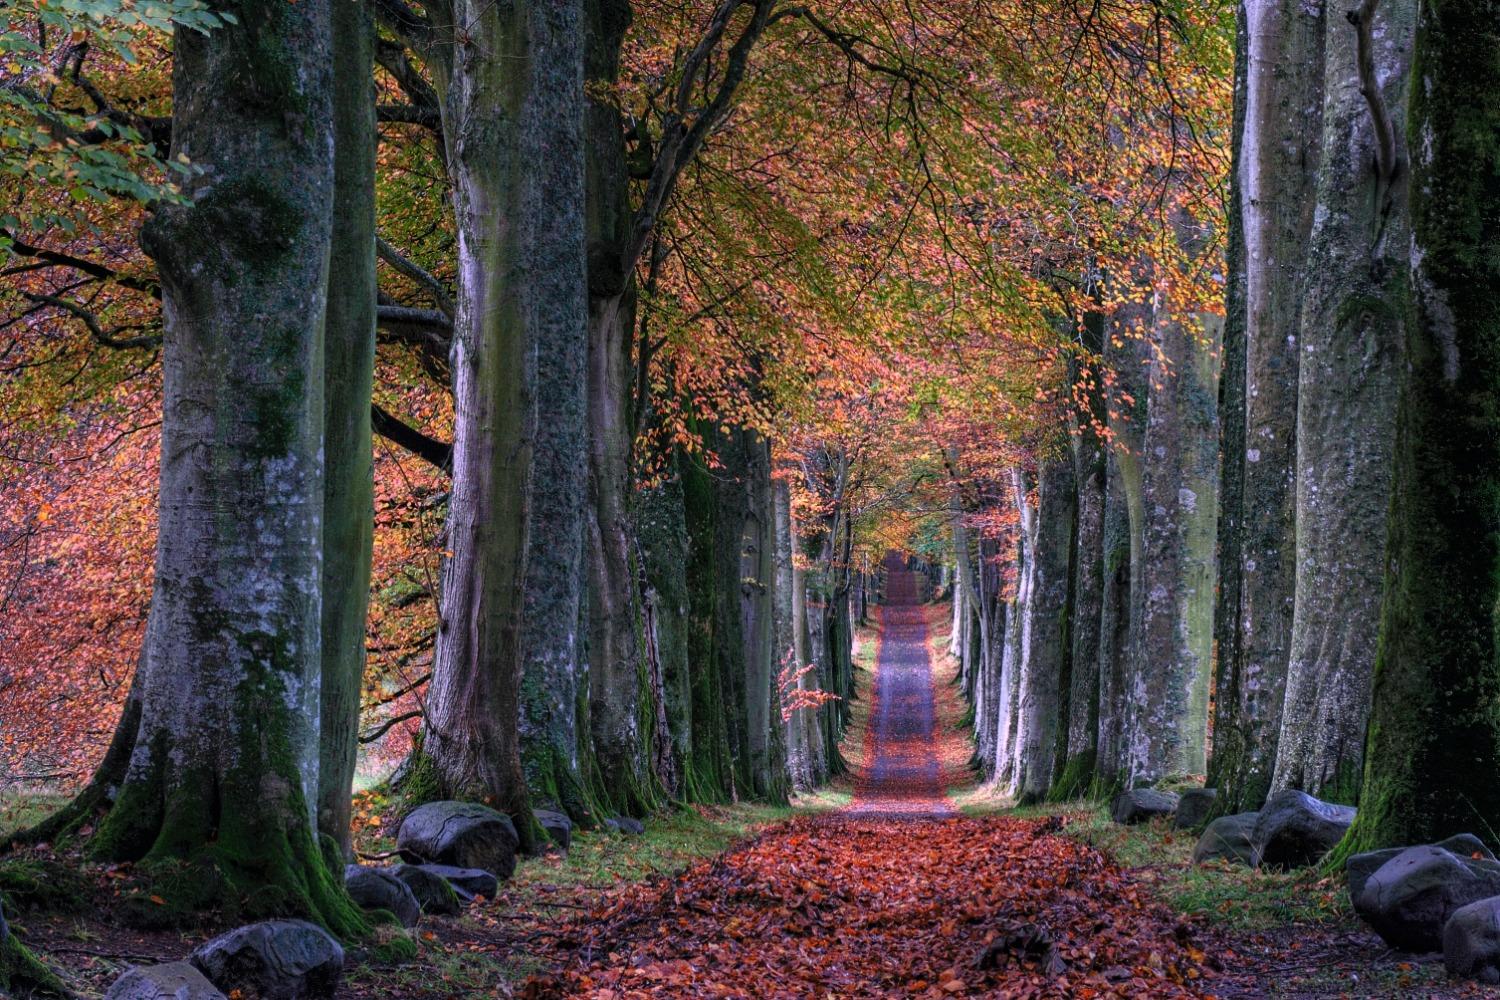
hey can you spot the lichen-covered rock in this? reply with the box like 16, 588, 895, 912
344, 865, 421, 927
604, 816, 645, 836
406, 864, 499, 902
106, 962, 228, 1000
534, 809, 572, 851
397, 801, 519, 879
1110, 789, 1179, 825
393, 864, 461, 915
1444, 895, 1500, 983
1192, 812, 1259, 867
189, 919, 343, 1000
1354, 846, 1500, 953
1347, 834, 1494, 903
1250, 790, 1355, 869
1174, 788, 1219, 830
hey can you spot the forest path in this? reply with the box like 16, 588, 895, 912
523, 560, 1222, 998
849, 559, 953, 815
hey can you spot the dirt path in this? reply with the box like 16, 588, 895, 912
524, 562, 1221, 998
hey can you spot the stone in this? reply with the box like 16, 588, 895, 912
344, 865, 421, 926
1250, 790, 1356, 869
1444, 895, 1500, 983
397, 801, 519, 879
1174, 788, 1219, 830
534, 809, 572, 851
106, 962, 228, 1000
1347, 834, 1494, 903
1192, 812, 1259, 867
393, 864, 461, 915
1110, 789, 1179, 825
189, 919, 343, 1000
1354, 845, 1500, 953
407, 864, 499, 902
604, 816, 645, 836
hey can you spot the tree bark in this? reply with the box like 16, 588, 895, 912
317, 0, 377, 859
1014, 450, 1075, 802
422, 0, 587, 852
87, 0, 358, 930
1273, 0, 1413, 803
1209, 0, 1325, 811
1340, 0, 1500, 852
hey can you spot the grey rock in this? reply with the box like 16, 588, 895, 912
393, 864, 461, 915
1250, 790, 1356, 869
106, 962, 228, 1000
344, 865, 421, 926
397, 801, 519, 880
1192, 812, 1259, 867
1110, 789, 1180, 825
406, 864, 499, 902
1174, 788, 1219, 830
604, 816, 645, 836
1444, 895, 1500, 983
189, 919, 343, 1000
534, 809, 572, 851
1354, 845, 1500, 953
1348, 834, 1494, 903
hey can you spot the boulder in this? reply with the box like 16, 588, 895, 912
406, 864, 499, 902
106, 962, 228, 1000
344, 865, 421, 926
1192, 812, 1259, 867
604, 816, 645, 836
1250, 790, 1356, 869
1444, 895, 1500, 983
1174, 788, 1219, 830
534, 809, 572, 851
1348, 834, 1494, 903
1110, 789, 1179, 825
397, 801, 519, 879
1354, 845, 1500, 952
393, 864, 461, 915
189, 919, 343, 1000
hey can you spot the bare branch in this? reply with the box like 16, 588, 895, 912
22, 292, 161, 349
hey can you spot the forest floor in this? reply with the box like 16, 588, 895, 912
1, 573, 1492, 997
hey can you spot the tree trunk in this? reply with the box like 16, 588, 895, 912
995, 468, 1034, 791
773, 476, 808, 789
1093, 447, 1134, 789
1014, 451, 1075, 802
1125, 272, 1220, 784
637, 471, 693, 798
741, 433, 782, 799
317, 0, 377, 859
88, 0, 358, 930
423, 0, 587, 853
1209, 0, 1325, 811
1340, 0, 1500, 852
1273, 0, 1413, 803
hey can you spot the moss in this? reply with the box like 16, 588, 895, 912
0, 934, 68, 998
0, 860, 88, 914
1049, 749, 1098, 803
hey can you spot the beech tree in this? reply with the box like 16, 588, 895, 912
56, 0, 359, 927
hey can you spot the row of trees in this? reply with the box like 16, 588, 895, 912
954, 0, 1500, 852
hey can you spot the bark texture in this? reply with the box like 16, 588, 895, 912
1210, 0, 1325, 811
91, 0, 359, 930
318, 0, 377, 858
423, 0, 587, 849
1341, 0, 1500, 852
1273, 0, 1413, 803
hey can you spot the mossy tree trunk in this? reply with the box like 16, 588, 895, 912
1340, 0, 1500, 852
995, 467, 1034, 792
1209, 0, 1323, 811
1014, 448, 1076, 802
637, 470, 693, 799
741, 432, 783, 800
85, 0, 362, 932
422, 0, 587, 853
317, 0, 377, 860
1125, 245, 1220, 784
1055, 312, 1107, 799
1273, 0, 1413, 803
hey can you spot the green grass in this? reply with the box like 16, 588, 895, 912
0, 791, 69, 840
1050, 802, 1351, 931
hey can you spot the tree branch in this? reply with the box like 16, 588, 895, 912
371, 403, 452, 472
377, 237, 454, 316
22, 293, 161, 349
3, 230, 160, 299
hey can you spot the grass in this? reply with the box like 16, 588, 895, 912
0, 790, 69, 841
